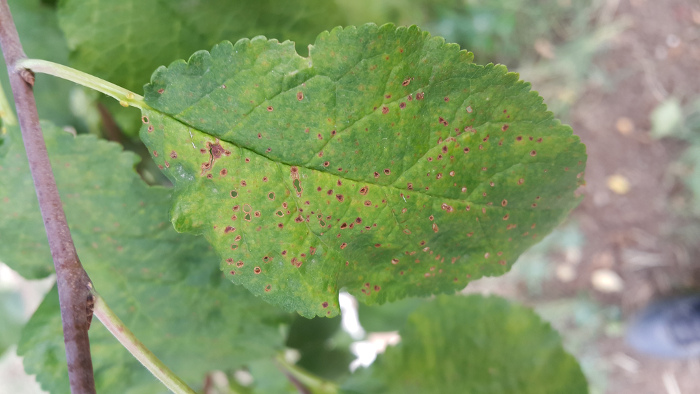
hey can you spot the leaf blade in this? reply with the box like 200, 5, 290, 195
141, 24, 587, 317
344, 295, 588, 394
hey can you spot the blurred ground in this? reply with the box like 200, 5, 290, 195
478, 0, 700, 393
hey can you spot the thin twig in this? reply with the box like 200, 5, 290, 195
0, 1, 96, 392
90, 286, 197, 394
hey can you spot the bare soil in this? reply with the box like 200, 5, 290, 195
544, 0, 700, 392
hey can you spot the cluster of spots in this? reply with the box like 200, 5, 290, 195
142, 115, 155, 133
360, 282, 381, 296
199, 139, 231, 176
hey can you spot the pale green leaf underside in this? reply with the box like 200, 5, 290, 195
141, 24, 587, 317
0, 124, 289, 393
343, 295, 588, 394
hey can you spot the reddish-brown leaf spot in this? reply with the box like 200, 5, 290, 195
322, 302, 329, 308
340, 243, 348, 249
297, 92, 304, 101
502, 199, 508, 207
267, 106, 273, 112
502, 124, 509, 131
254, 267, 262, 274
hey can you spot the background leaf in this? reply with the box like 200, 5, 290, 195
0, 0, 81, 129
0, 123, 291, 393
140, 24, 586, 317
57, 0, 345, 95
342, 294, 588, 394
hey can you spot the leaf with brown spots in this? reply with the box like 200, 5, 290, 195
0, 124, 290, 393
140, 23, 587, 318
344, 295, 587, 393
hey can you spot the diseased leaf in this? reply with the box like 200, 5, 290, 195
342, 295, 588, 394
57, 0, 345, 94
140, 23, 586, 317
0, 123, 290, 393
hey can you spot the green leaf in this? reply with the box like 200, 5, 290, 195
343, 294, 588, 394
0, 0, 79, 128
0, 123, 290, 393
357, 297, 425, 332
57, 0, 346, 94
0, 289, 25, 355
286, 315, 354, 381
140, 23, 586, 318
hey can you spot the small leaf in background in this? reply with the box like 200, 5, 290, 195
651, 98, 684, 139
0, 123, 291, 393
615, 116, 635, 135
343, 295, 588, 394
140, 24, 587, 317
606, 174, 631, 195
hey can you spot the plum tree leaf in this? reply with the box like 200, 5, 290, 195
0, 0, 79, 128
342, 295, 588, 394
57, 0, 346, 94
140, 23, 586, 318
0, 123, 291, 393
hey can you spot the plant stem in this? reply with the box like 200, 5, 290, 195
16, 58, 149, 110
0, 1, 95, 392
90, 287, 197, 394
275, 354, 339, 394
